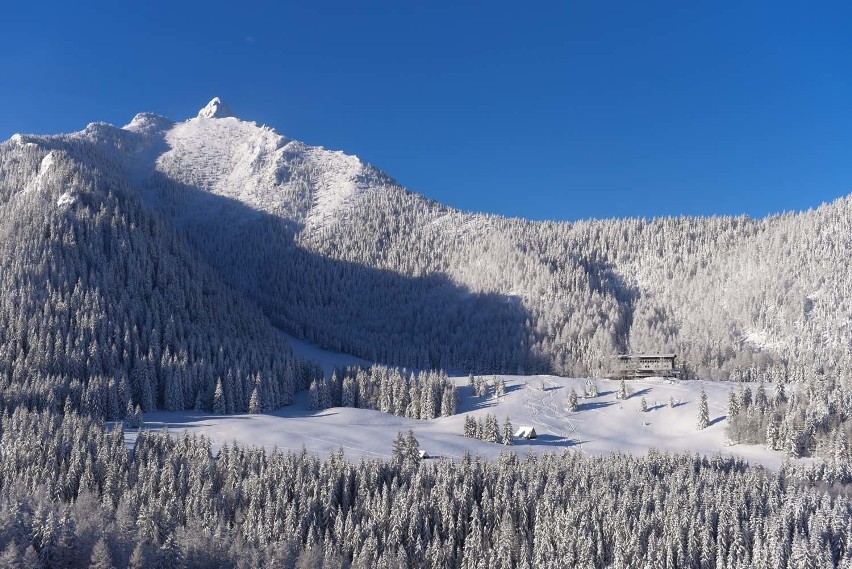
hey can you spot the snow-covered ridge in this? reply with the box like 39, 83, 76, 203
124, 112, 175, 135
130, 98, 387, 230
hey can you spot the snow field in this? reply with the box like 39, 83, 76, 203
130, 374, 801, 470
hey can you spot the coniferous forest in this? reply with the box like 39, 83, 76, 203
0, 107, 851, 567
1, 408, 851, 568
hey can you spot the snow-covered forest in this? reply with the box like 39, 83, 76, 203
0, 143, 307, 417
1, 101, 851, 567
16, 106, 850, 380
308, 365, 458, 418
1, 408, 850, 568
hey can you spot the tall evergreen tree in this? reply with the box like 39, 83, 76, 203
249, 387, 261, 414
697, 388, 709, 430
502, 416, 514, 446
213, 379, 226, 416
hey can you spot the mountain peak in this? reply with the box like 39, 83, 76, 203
197, 97, 235, 119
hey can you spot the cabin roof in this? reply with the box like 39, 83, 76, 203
515, 426, 537, 437
614, 353, 676, 360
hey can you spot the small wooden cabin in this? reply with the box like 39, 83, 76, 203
612, 354, 679, 380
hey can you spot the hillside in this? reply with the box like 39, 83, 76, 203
1, 98, 849, 569
0, 136, 303, 416
3, 98, 851, 380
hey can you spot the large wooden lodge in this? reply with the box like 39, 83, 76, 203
611, 353, 679, 380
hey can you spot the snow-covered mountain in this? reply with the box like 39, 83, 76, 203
3, 98, 851, 381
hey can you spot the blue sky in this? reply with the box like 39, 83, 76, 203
2, 1, 851, 221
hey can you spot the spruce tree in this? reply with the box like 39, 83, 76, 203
21, 547, 38, 569
88, 537, 115, 569
618, 378, 629, 400
484, 414, 500, 443
502, 416, 514, 445
696, 388, 709, 430
123, 400, 137, 429
341, 375, 356, 408
774, 376, 788, 406
249, 387, 261, 414
213, 379, 226, 415
754, 381, 768, 410
404, 430, 420, 466
128, 542, 150, 569
307, 379, 319, 411
586, 379, 598, 398
391, 432, 406, 467
0, 542, 21, 569
463, 415, 477, 438
740, 386, 752, 410
567, 389, 578, 412
494, 377, 506, 399
133, 405, 143, 429
727, 390, 740, 417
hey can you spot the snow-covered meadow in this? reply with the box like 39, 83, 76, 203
131, 372, 798, 469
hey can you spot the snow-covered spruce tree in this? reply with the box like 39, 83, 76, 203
502, 416, 514, 445
728, 390, 741, 418
567, 389, 578, 412
585, 379, 598, 398
640, 397, 648, 412
390, 432, 407, 468
341, 375, 356, 408
88, 537, 115, 569
774, 375, 788, 406
213, 379, 226, 416
463, 415, 477, 438
766, 419, 780, 450
484, 414, 501, 444
249, 387, 261, 414
740, 386, 752, 411
308, 380, 319, 411
404, 430, 421, 468
697, 388, 709, 430
617, 379, 629, 401
317, 377, 332, 410
494, 377, 506, 398
755, 381, 768, 409
123, 401, 138, 429
0, 542, 21, 568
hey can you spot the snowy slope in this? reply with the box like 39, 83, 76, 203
132, 375, 802, 470
277, 329, 370, 376
28, 97, 848, 377
127, 98, 394, 231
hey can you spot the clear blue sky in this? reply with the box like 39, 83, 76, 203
2, 1, 851, 221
